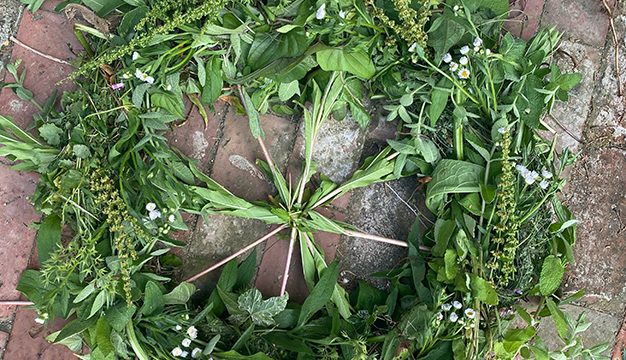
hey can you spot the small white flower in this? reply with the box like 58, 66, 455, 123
541, 169, 553, 179
539, 180, 550, 190
452, 300, 462, 309
339, 10, 347, 19
192, 348, 202, 358
453, 5, 460, 11
485, 49, 492, 56
145, 75, 155, 84
184, 314, 190, 321
182, 338, 192, 347
187, 326, 198, 339
524, 175, 536, 185
498, 127, 506, 134
474, 46, 480, 53
442, 303, 452, 311
169, 214, 176, 223
135, 68, 144, 79
175, 325, 183, 331
442, 53, 452, 63
515, 164, 526, 173
149, 209, 162, 220
473, 37, 483, 48
436, 312, 444, 321
166, 84, 172, 91
172, 347, 184, 357
132, 51, 140, 61
449, 312, 459, 322
408, 42, 418, 53
464, 308, 476, 319
35, 317, 45, 324
459, 56, 468, 65
180, 351, 189, 358
315, 3, 326, 20
530, 170, 540, 179
146, 202, 157, 211
449, 62, 459, 71
458, 68, 470, 79
460, 45, 470, 55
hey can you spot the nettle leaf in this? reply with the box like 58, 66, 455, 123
316, 49, 375, 79
163, 283, 196, 305
426, 160, 484, 213
539, 255, 565, 296
427, 14, 465, 61
39, 123, 63, 146
237, 289, 288, 327
247, 30, 309, 71
470, 275, 498, 305
141, 281, 164, 316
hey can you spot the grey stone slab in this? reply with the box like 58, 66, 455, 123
0, 0, 21, 76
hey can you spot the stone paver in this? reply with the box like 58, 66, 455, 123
0, 0, 21, 76
0, 331, 8, 359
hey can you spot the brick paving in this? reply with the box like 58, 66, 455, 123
0, 0, 624, 358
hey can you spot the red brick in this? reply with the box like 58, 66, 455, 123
541, 0, 610, 47
505, 0, 545, 40
166, 101, 225, 172
3, 308, 75, 359
0, 166, 39, 319
210, 106, 296, 201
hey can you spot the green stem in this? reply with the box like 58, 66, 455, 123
74, 29, 95, 58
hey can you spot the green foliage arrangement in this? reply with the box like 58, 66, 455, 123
1, 0, 610, 359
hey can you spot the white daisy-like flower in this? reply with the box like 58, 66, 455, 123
172, 347, 184, 357
192, 348, 202, 359
473, 37, 483, 48
539, 180, 550, 189
452, 300, 462, 309
132, 51, 140, 61
449, 62, 459, 71
442, 53, 452, 63
187, 326, 198, 339
458, 68, 470, 79
460, 45, 470, 55
175, 325, 183, 331
169, 214, 176, 223
146, 202, 157, 211
339, 10, 347, 19
498, 127, 506, 134
408, 42, 418, 53
315, 3, 326, 20
182, 338, 192, 347
464, 308, 476, 319
541, 169, 553, 179
149, 209, 162, 220
449, 312, 459, 322
442, 303, 452, 311
459, 56, 468, 65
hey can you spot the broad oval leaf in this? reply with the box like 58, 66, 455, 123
426, 160, 484, 213
316, 49, 375, 79
539, 255, 565, 296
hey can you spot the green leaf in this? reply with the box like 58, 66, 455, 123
213, 351, 272, 360
140, 281, 164, 316
89, 291, 107, 318
298, 261, 340, 327
202, 56, 223, 105
278, 80, 300, 101
428, 15, 465, 61
96, 317, 114, 355
39, 123, 63, 146
429, 79, 451, 126
163, 283, 196, 305
16, 269, 45, 304
172, 161, 195, 184
36, 215, 61, 264
103, 304, 136, 332
56, 317, 98, 343
426, 160, 484, 213
415, 137, 440, 164
316, 49, 375, 79
237, 289, 288, 327
151, 92, 184, 119
444, 249, 458, 281
546, 298, 569, 340
74, 283, 96, 304
539, 255, 565, 296
72, 144, 91, 159
247, 30, 309, 71
203, 335, 220, 355
470, 275, 498, 305
240, 87, 264, 139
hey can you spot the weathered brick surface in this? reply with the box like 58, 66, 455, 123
541, 0, 610, 47
505, 0, 545, 40
3, 308, 75, 359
